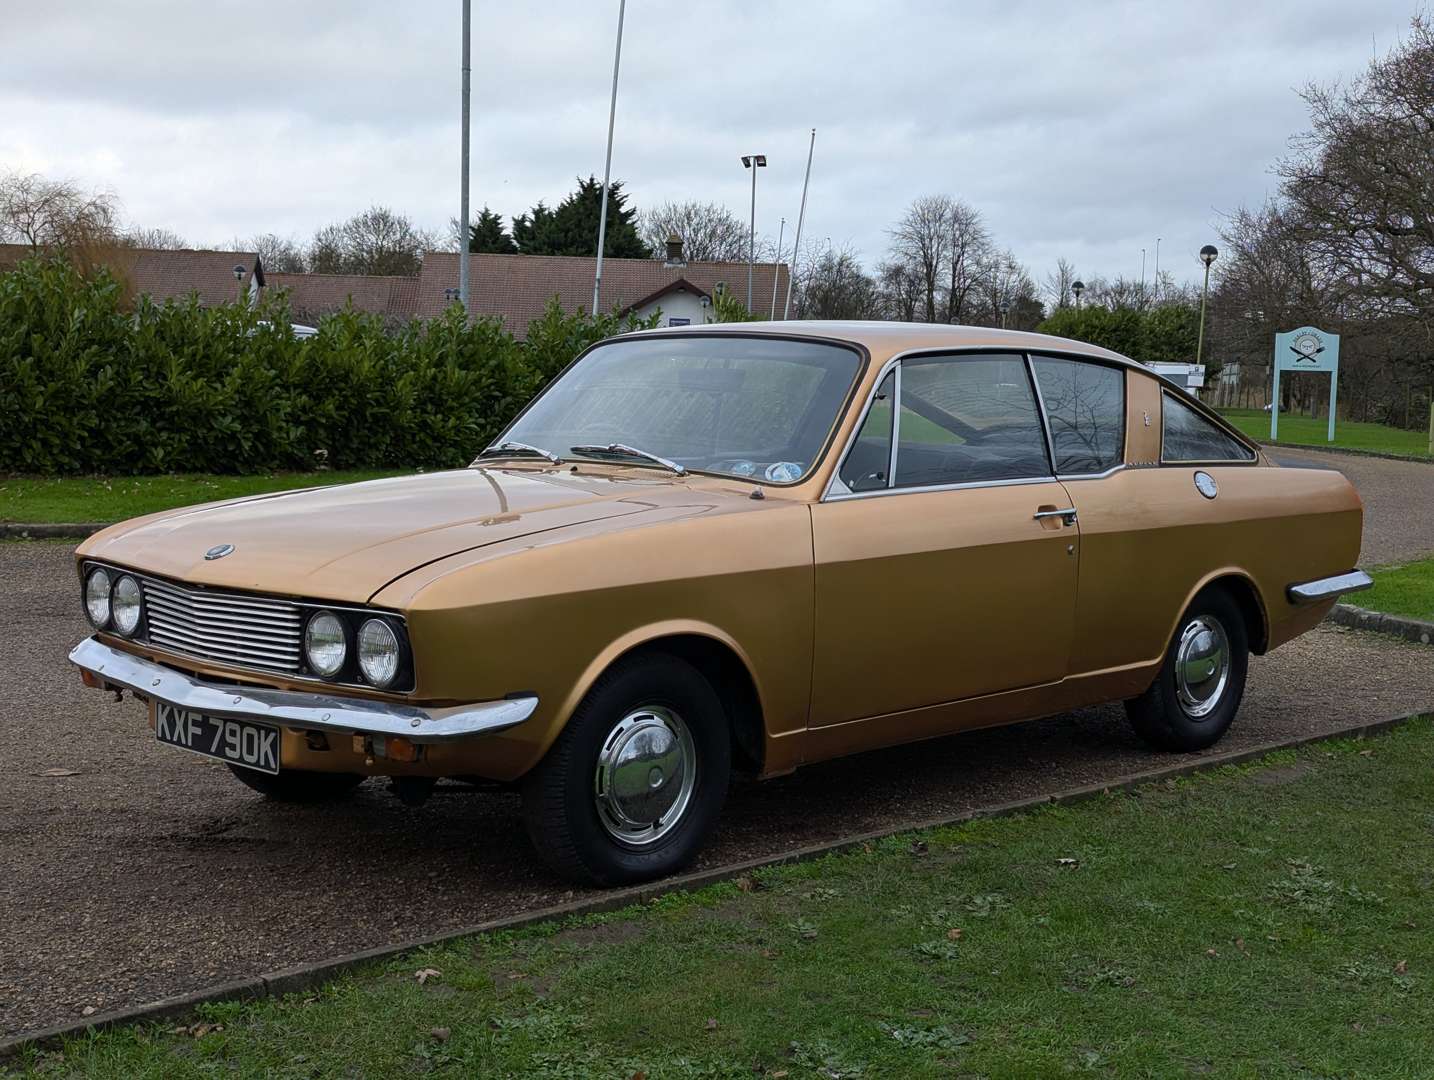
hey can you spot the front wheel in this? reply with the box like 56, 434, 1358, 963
1126, 587, 1249, 752
521, 653, 731, 885
227, 765, 367, 803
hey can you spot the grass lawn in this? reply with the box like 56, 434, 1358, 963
1220, 408, 1433, 459
10, 720, 1434, 1079
0, 471, 411, 524
1361, 556, 1434, 622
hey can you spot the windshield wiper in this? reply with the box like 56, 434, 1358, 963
569, 443, 687, 476
477, 441, 564, 465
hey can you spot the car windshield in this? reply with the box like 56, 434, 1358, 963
497, 335, 864, 484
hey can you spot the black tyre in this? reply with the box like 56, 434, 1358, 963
227, 765, 366, 803
521, 653, 731, 885
1126, 586, 1249, 752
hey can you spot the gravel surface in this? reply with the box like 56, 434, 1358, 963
4, 448, 1432, 1040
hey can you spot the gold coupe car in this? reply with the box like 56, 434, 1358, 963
71, 322, 1370, 884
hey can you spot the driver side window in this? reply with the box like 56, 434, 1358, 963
892, 355, 1051, 488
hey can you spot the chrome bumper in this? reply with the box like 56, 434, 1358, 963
1286, 569, 1374, 605
68, 637, 538, 744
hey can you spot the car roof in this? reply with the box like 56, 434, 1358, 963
629, 320, 1140, 370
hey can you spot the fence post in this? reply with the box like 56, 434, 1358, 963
1428, 401, 1433, 457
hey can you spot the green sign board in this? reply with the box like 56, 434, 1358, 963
1272, 326, 1340, 442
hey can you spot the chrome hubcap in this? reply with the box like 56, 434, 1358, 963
593, 706, 696, 846
1175, 615, 1230, 719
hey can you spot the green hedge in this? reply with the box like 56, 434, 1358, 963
0, 256, 654, 475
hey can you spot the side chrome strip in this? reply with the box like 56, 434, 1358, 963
1286, 570, 1374, 605
69, 637, 537, 744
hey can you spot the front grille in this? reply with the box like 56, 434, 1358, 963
140, 575, 304, 673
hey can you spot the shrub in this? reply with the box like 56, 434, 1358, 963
0, 257, 655, 475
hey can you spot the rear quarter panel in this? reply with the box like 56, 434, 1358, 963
1066, 462, 1363, 686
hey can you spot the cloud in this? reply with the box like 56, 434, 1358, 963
0, 0, 1417, 285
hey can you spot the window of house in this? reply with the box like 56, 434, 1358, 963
1161, 392, 1257, 462
891, 354, 1051, 488
1030, 356, 1125, 475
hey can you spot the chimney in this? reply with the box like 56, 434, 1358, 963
664, 235, 686, 268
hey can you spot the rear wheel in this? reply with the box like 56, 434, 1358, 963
521, 653, 731, 885
1127, 587, 1249, 752
227, 765, 366, 803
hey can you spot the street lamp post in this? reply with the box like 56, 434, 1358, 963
1072, 280, 1085, 310
1196, 244, 1218, 367
741, 153, 766, 312
232, 264, 245, 302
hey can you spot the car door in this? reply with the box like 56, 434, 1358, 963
809, 352, 1080, 728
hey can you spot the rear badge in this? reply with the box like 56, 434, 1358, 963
204, 543, 235, 560
1194, 471, 1218, 499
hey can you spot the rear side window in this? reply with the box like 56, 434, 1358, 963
1030, 356, 1125, 474
892, 355, 1051, 488
1162, 392, 1256, 462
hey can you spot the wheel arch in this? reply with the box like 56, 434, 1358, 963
1180, 568, 1270, 655
553, 621, 769, 776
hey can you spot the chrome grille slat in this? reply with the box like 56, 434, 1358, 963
138, 576, 304, 673
142, 582, 301, 619
143, 596, 303, 638
145, 622, 300, 660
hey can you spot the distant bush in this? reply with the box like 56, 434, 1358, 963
0, 256, 654, 475
1037, 302, 1200, 366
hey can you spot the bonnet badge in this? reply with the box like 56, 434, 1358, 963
204, 543, 235, 560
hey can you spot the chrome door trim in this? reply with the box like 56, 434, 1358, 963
825, 473, 1062, 502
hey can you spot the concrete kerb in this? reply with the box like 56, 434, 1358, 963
1256, 439, 1434, 465
0, 523, 104, 540
3, 707, 1428, 1060
1329, 602, 1434, 645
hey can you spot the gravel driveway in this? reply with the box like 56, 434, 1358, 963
3, 447, 1432, 1040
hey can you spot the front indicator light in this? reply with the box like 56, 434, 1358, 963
111, 575, 143, 636
304, 611, 347, 678
84, 567, 112, 628
357, 618, 400, 687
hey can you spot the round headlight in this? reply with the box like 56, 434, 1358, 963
111, 575, 143, 636
84, 567, 112, 628
304, 611, 347, 678
357, 619, 400, 687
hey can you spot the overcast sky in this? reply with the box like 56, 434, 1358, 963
0, 1, 1419, 289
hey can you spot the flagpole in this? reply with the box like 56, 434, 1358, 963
769, 217, 784, 319
458, 0, 471, 313
782, 128, 815, 320
592, 0, 626, 314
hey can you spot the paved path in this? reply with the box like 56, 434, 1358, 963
3, 447, 1432, 1039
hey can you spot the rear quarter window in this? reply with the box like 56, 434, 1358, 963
1161, 392, 1256, 462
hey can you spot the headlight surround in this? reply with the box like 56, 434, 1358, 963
357, 618, 401, 688
84, 567, 112, 628
304, 611, 348, 678
111, 574, 143, 636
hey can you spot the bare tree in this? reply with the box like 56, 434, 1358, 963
307, 206, 435, 276
876, 258, 923, 322
1278, 16, 1434, 334
0, 171, 118, 250
240, 232, 308, 273
793, 247, 881, 319
941, 200, 992, 323
1042, 257, 1078, 310
887, 194, 954, 321
638, 201, 750, 262
120, 226, 189, 250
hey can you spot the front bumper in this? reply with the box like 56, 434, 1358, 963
68, 637, 538, 744
1286, 569, 1374, 605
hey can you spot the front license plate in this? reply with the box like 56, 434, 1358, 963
154, 702, 280, 774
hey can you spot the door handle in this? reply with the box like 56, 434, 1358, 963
1033, 507, 1078, 526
